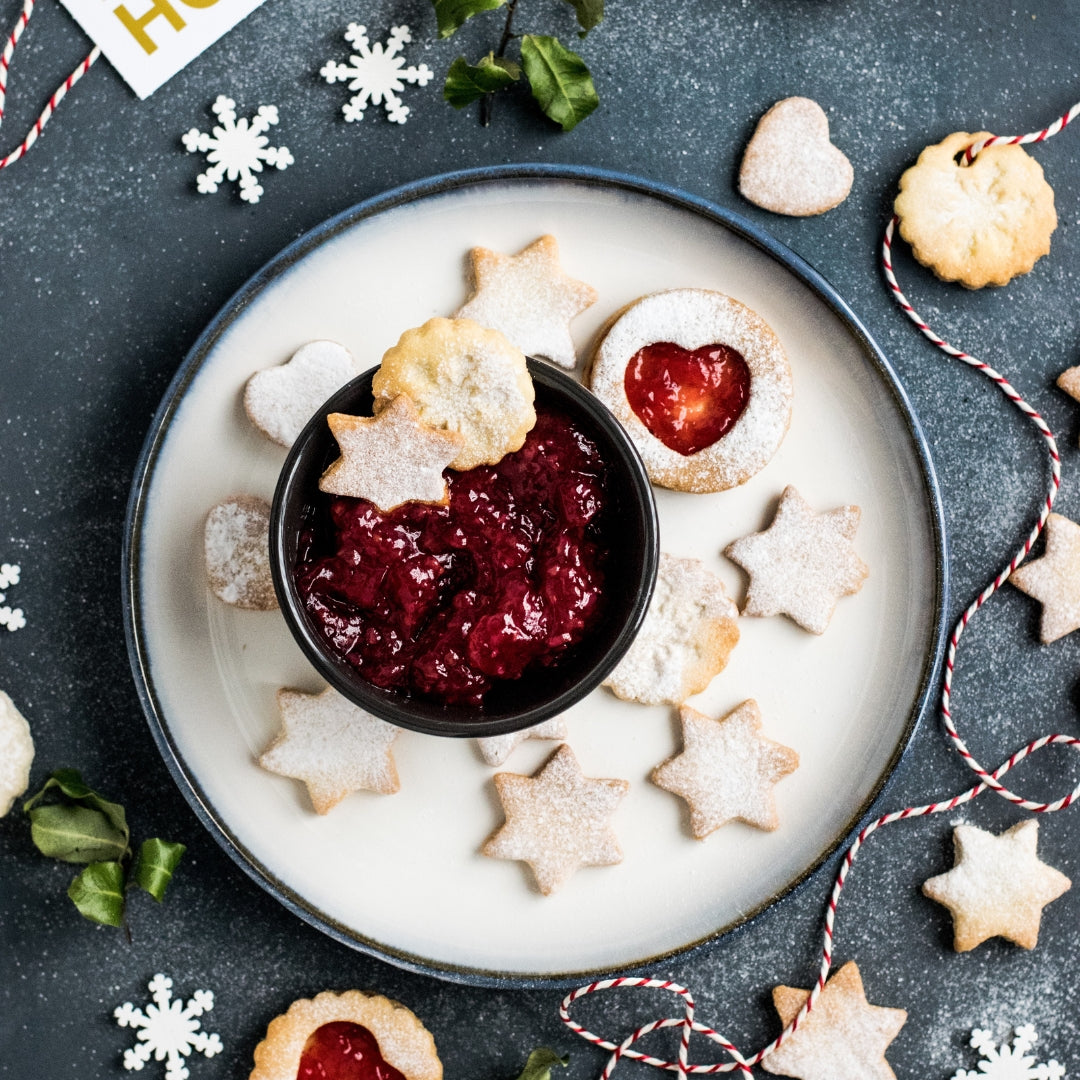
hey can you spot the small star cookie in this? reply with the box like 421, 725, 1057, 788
482, 743, 629, 894
724, 486, 867, 634
259, 687, 400, 814
761, 961, 907, 1080
319, 395, 464, 511
652, 701, 798, 837
922, 820, 1070, 951
244, 340, 359, 448
456, 235, 597, 369
1009, 513, 1080, 643
604, 553, 740, 706
476, 717, 568, 767
1057, 363, 1080, 404
204, 494, 278, 610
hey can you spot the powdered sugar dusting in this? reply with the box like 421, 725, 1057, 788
204, 494, 277, 610
589, 290, 792, 492
0, 689, 33, 817
476, 716, 568, 767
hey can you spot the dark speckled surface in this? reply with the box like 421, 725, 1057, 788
4, 0, 1080, 1076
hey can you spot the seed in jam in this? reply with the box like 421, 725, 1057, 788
295, 404, 609, 708
296, 1021, 406, 1080
623, 341, 751, 456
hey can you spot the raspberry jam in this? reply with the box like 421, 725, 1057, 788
295, 404, 609, 708
296, 1021, 405, 1080
624, 341, 751, 456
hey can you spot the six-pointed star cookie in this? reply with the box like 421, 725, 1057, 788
319, 394, 464, 510
456, 235, 598, 369
652, 701, 798, 837
482, 743, 629, 894
476, 717, 568, 767
259, 687, 400, 814
922, 820, 1070, 951
724, 485, 868, 634
761, 961, 907, 1080
1009, 513, 1080, 643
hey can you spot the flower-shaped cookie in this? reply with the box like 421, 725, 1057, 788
895, 130, 1056, 288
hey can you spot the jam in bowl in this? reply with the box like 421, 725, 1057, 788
270, 359, 659, 738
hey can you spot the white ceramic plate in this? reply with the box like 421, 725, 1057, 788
124, 167, 946, 986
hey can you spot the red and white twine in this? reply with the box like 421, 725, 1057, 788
0, 0, 99, 171
561, 105, 1080, 1075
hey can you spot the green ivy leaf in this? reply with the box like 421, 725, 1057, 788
432, 0, 506, 38
24, 768, 129, 845
132, 838, 186, 902
519, 35, 599, 131
68, 861, 126, 926
562, 0, 604, 35
517, 1049, 569, 1080
444, 53, 521, 108
28, 804, 129, 864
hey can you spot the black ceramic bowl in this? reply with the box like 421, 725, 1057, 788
270, 359, 659, 738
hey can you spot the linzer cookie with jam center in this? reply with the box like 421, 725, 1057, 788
588, 289, 792, 492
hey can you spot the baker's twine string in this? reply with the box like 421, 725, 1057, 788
561, 105, 1080, 1077
0, 0, 99, 170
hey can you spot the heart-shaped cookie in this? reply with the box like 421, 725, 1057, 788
894, 130, 1056, 288
296, 1022, 405, 1080
624, 341, 751, 455
244, 340, 359, 447
739, 97, 854, 217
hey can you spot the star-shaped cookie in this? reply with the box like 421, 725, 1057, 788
318, 395, 464, 511
724, 485, 868, 634
652, 701, 798, 837
1009, 513, 1080, 643
259, 687, 400, 814
456, 235, 597, 369
761, 961, 907, 1080
476, 717, 568, 767
482, 743, 629, 894
922, 820, 1070, 951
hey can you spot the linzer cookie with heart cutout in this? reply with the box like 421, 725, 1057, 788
588, 289, 792, 492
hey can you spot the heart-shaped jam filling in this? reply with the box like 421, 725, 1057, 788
297, 1022, 407, 1080
624, 342, 752, 456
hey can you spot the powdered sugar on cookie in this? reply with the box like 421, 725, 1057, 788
604, 553, 739, 706
0, 689, 33, 817
259, 686, 400, 814
482, 743, 628, 895
1008, 512, 1080, 643
204, 494, 277, 610
476, 716, 567, 767
244, 340, 359, 447
724, 485, 867, 634
319, 395, 464, 510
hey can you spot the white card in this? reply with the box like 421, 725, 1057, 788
58, 0, 270, 99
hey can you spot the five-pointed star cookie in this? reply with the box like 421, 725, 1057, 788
259, 687, 400, 814
482, 743, 629, 894
456, 234, 598, 369
1009, 513, 1080, 643
761, 961, 907, 1080
318, 394, 464, 511
724, 485, 868, 634
652, 701, 798, 837
476, 717, 568, 767
922, 820, 1070, 951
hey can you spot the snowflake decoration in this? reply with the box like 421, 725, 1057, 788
952, 1025, 1066, 1080
182, 95, 294, 204
320, 24, 433, 124
114, 974, 223, 1080
0, 562, 25, 632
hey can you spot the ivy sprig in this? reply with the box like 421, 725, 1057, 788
24, 769, 185, 929
436, 0, 601, 130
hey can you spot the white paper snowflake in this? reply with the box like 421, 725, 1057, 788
0, 562, 25, 632
114, 974, 223, 1080
320, 24, 433, 124
182, 95, 294, 204
952, 1025, 1066, 1080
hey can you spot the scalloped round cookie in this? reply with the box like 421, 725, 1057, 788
895, 131, 1057, 289
250, 990, 442, 1080
372, 317, 535, 470
588, 290, 792, 492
